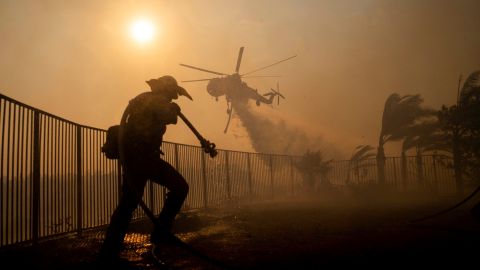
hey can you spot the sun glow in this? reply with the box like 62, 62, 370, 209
130, 19, 155, 44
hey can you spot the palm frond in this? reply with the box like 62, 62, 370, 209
379, 93, 435, 147
351, 145, 375, 161
459, 70, 480, 106
402, 135, 418, 151
359, 153, 376, 161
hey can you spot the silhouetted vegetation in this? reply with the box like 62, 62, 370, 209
295, 150, 333, 193
377, 93, 435, 184
438, 71, 480, 194
373, 70, 480, 195
347, 145, 376, 185
400, 117, 443, 185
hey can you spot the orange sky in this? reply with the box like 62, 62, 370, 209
1, 0, 479, 159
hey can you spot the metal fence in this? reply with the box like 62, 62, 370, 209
0, 93, 456, 248
327, 155, 456, 193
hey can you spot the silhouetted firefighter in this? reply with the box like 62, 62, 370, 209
98, 75, 217, 264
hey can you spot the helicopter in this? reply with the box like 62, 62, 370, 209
180, 47, 295, 133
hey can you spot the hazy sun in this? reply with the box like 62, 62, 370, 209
130, 19, 155, 44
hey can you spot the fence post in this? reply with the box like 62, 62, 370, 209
290, 156, 294, 196
170, 144, 179, 200
76, 125, 83, 235
392, 157, 398, 189
116, 160, 122, 202
247, 153, 253, 197
225, 151, 231, 199
32, 111, 40, 244
432, 154, 439, 194
269, 155, 274, 198
201, 151, 208, 208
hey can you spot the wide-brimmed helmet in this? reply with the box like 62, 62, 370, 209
146, 75, 193, 100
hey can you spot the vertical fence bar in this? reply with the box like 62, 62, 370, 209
76, 125, 82, 235
9, 104, 16, 244
6, 103, 11, 244
40, 116, 45, 237
201, 152, 208, 208
290, 156, 295, 196
0, 99, 4, 246
32, 111, 40, 244
88, 129, 93, 227
225, 151, 231, 199
392, 158, 398, 189
54, 119, 59, 234
15, 106, 20, 243
432, 154, 438, 194
19, 107, 25, 241
247, 153, 253, 197
269, 154, 274, 198
116, 160, 122, 202
173, 144, 179, 200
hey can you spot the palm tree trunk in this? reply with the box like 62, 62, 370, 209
415, 147, 424, 189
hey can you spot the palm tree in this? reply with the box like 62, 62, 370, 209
458, 71, 480, 107
377, 93, 434, 184
347, 145, 376, 185
439, 71, 480, 195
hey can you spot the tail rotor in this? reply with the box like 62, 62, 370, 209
270, 82, 285, 105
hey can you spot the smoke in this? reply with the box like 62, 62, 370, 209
232, 101, 341, 158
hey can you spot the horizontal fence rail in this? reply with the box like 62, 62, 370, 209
0, 93, 457, 248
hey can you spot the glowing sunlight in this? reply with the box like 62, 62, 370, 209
130, 19, 155, 44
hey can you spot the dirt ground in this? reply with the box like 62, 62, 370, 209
2, 189, 480, 269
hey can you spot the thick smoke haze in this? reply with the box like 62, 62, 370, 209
1, 0, 479, 158
233, 101, 341, 158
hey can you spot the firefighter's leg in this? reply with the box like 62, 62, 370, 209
149, 158, 189, 243
100, 173, 147, 258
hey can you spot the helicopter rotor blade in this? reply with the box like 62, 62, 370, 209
241, 75, 282, 78
181, 78, 216, 83
179, 64, 227, 76
235, 47, 244, 73
241, 55, 297, 76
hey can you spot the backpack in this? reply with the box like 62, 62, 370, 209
101, 125, 120, 159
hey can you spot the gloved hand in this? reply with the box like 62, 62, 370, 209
169, 102, 181, 114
